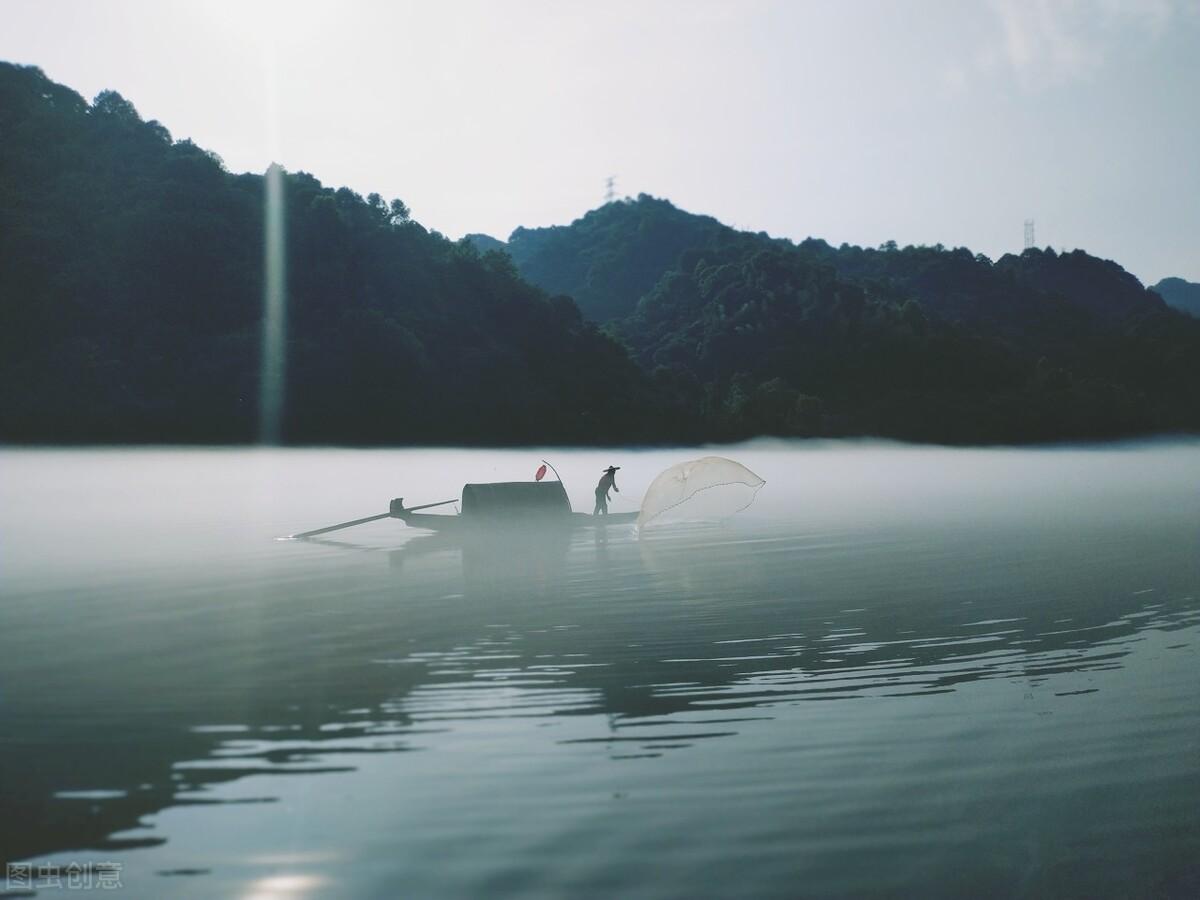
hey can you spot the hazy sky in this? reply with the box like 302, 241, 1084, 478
3, 0, 1198, 282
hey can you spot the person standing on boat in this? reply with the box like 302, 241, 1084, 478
594, 466, 620, 516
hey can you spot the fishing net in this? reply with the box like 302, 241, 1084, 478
638, 456, 765, 528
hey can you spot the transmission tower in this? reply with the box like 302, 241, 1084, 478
1024, 219, 1035, 250
604, 176, 616, 204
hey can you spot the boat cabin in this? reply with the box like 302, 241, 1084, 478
460, 481, 571, 520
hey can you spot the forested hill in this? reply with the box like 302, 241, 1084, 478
475, 197, 739, 322
477, 196, 1200, 443
473, 194, 1169, 328
3, 63, 1197, 446
1152, 277, 1200, 318
0, 62, 665, 444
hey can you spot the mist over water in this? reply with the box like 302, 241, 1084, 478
1, 441, 1198, 898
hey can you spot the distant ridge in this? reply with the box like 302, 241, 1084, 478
1152, 277, 1200, 318
462, 232, 505, 255
493, 194, 1168, 328
503, 196, 736, 322
487, 194, 1199, 443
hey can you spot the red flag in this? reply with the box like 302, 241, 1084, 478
535, 464, 547, 482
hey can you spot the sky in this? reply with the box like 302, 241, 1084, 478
2, 0, 1198, 283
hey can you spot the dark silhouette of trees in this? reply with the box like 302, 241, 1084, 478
1152, 277, 1200, 318
0, 63, 666, 445
489, 196, 1200, 443
486, 195, 740, 323
2, 62, 1197, 446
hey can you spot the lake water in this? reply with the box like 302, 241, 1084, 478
1, 441, 1198, 898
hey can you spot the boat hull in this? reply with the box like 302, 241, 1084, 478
392, 508, 637, 533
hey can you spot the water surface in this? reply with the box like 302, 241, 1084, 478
2, 441, 1198, 898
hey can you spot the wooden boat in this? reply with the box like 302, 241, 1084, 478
288, 456, 763, 542
288, 478, 636, 540
390, 481, 638, 533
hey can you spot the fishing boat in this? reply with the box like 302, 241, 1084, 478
286, 456, 762, 541
289, 467, 636, 540
389, 481, 638, 533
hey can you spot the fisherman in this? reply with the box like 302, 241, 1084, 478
594, 465, 620, 516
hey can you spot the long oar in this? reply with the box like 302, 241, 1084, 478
287, 498, 456, 540
288, 512, 391, 540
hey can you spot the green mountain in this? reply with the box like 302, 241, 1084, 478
0, 63, 664, 444
3, 63, 1196, 446
490, 196, 1199, 443
461, 232, 506, 255
1152, 277, 1200, 318
492, 196, 739, 322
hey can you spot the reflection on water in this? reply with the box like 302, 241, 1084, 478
1, 442, 1199, 898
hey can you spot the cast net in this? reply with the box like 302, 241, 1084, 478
638, 456, 765, 528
